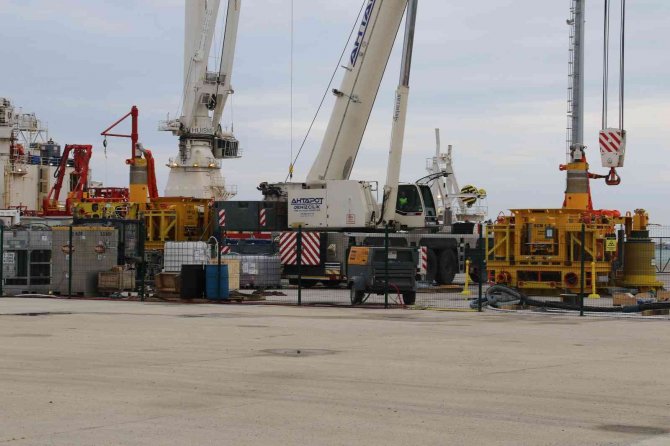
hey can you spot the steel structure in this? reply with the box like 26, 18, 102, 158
162, 0, 242, 200
425, 129, 487, 224
487, 0, 659, 295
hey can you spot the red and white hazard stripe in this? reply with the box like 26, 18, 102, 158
419, 246, 428, 276
218, 209, 226, 227
259, 208, 267, 227
220, 245, 231, 255
599, 128, 626, 168
599, 129, 624, 154
279, 232, 321, 266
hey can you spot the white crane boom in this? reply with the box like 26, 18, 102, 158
181, 0, 221, 131
306, 0, 408, 182
211, 0, 241, 130
381, 0, 417, 223
162, 0, 242, 200
264, 0, 440, 230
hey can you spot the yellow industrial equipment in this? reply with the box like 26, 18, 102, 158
73, 201, 140, 220
487, 209, 662, 294
619, 210, 663, 290
144, 197, 212, 251
71, 106, 213, 251
486, 2, 662, 295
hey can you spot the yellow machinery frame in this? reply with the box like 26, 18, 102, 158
486, 209, 617, 293
144, 197, 212, 251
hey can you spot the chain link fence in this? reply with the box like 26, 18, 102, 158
188, 225, 484, 310
0, 218, 668, 319
480, 221, 670, 318
0, 222, 145, 300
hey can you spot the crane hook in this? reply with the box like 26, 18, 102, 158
605, 167, 621, 186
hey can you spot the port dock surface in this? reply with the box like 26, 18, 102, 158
1, 298, 669, 445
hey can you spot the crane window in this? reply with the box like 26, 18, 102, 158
396, 185, 423, 214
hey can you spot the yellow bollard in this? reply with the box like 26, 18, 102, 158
461, 259, 472, 296
588, 261, 601, 299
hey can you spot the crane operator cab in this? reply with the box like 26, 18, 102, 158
394, 184, 439, 229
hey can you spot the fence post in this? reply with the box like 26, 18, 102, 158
217, 232, 222, 301
0, 224, 4, 297
297, 226, 302, 306
384, 223, 389, 309
478, 223, 484, 312
68, 224, 73, 298
138, 220, 146, 301
579, 223, 586, 317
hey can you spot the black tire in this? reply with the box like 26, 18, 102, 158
402, 292, 416, 305
351, 289, 365, 305
437, 249, 457, 285
425, 249, 438, 283
288, 279, 299, 286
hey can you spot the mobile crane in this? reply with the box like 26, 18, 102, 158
259, 0, 438, 231
219, 0, 484, 289
161, 0, 242, 201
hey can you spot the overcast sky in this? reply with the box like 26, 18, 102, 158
2, 0, 669, 222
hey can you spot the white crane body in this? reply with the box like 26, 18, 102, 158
162, 0, 242, 200
267, 0, 438, 231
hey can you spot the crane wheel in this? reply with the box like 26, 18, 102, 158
402, 292, 416, 305
437, 249, 457, 285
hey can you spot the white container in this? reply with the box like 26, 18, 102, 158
163, 241, 209, 272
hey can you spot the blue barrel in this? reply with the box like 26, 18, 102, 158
206, 264, 229, 300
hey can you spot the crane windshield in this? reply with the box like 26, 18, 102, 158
396, 185, 423, 214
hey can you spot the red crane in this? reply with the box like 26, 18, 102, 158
101, 105, 159, 201
42, 144, 93, 216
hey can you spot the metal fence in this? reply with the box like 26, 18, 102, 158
0, 222, 145, 300
200, 225, 483, 311
0, 219, 668, 319
480, 221, 670, 317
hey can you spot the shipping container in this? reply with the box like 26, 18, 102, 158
2, 226, 52, 295
51, 226, 119, 295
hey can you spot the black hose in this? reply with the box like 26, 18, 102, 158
522, 296, 622, 313
472, 284, 670, 314
469, 285, 522, 309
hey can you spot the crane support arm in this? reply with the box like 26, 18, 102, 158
211, 0, 242, 131
43, 144, 93, 214
182, 0, 222, 131
382, 0, 417, 224
307, 0, 408, 182
101, 106, 139, 159
135, 144, 160, 200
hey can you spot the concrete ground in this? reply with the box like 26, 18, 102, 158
0, 298, 669, 446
